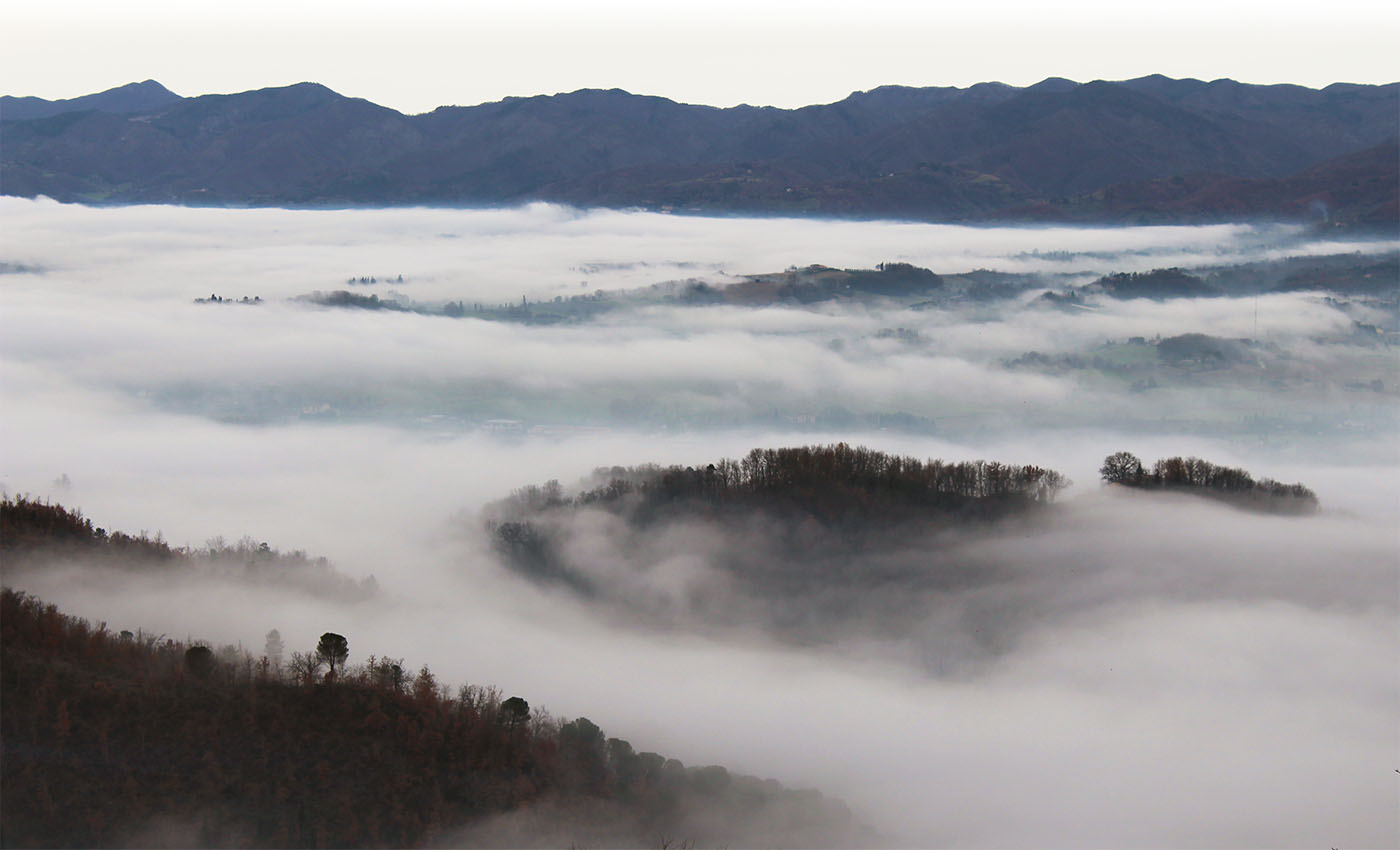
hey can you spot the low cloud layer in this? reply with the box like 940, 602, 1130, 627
2, 199, 1396, 847
4, 198, 1394, 447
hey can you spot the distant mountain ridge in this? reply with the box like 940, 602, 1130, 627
2, 77, 1396, 226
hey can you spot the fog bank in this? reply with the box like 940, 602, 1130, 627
2, 200, 1396, 847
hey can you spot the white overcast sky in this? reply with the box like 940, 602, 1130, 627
4, 0, 1397, 113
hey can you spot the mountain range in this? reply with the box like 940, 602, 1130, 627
2, 77, 1396, 226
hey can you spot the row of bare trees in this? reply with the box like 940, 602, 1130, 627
1099, 451, 1318, 513
500, 444, 1071, 521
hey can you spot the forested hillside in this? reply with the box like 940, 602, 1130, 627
485, 445, 1071, 645
0, 587, 872, 848
1, 496, 376, 601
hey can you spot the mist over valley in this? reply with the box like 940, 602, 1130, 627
2, 198, 1397, 846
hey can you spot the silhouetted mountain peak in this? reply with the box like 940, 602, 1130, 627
1027, 76, 1080, 93
172, 82, 365, 124
1121, 74, 1209, 97
561, 87, 642, 99
960, 81, 1018, 101
242, 81, 344, 102
1, 79, 183, 121
128, 79, 176, 94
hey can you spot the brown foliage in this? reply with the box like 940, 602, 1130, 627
0, 589, 873, 848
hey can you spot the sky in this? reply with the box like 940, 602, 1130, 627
4, 0, 1398, 113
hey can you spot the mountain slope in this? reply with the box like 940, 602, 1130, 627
2, 77, 1395, 224
1064, 138, 1400, 226
0, 79, 182, 121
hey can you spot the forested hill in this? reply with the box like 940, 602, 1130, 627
484, 445, 1071, 644
3, 77, 1396, 226
491, 443, 1070, 532
0, 588, 874, 848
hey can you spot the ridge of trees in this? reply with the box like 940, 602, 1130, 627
1098, 451, 1319, 514
0, 496, 377, 601
1, 494, 179, 562
0, 587, 872, 848
493, 443, 1069, 530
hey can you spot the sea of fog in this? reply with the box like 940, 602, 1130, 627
1, 197, 1397, 847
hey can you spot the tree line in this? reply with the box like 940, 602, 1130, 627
497, 443, 1070, 530
1099, 451, 1319, 514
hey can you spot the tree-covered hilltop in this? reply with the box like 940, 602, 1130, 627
493, 443, 1069, 530
1033, 266, 1229, 306
484, 445, 1071, 646
1, 496, 377, 601
1099, 452, 1319, 514
0, 588, 874, 848
1, 494, 180, 562
1087, 268, 1221, 300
